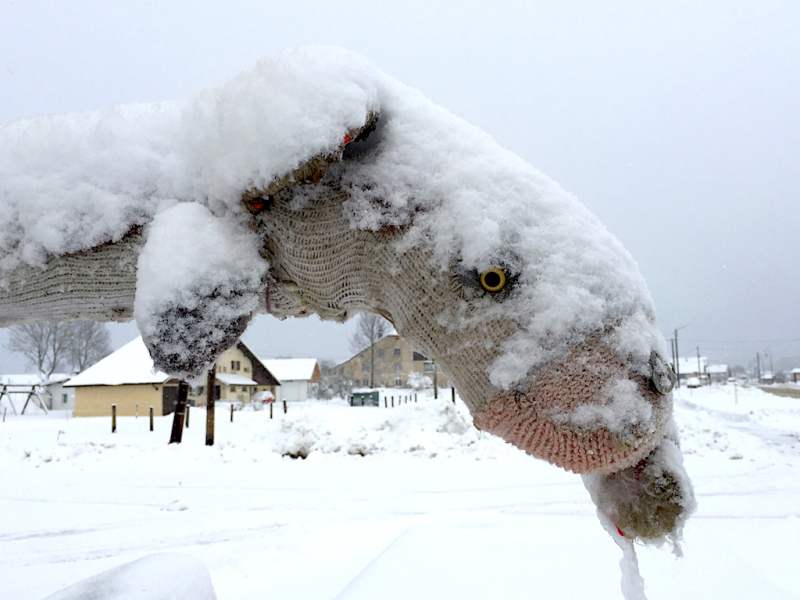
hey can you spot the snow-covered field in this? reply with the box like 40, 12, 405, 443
1, 386, 799, 599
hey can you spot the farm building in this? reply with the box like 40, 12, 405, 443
66, 337, 280, 417
335, 335, 449, 389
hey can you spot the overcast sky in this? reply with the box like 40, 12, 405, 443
1, 0, 798, 373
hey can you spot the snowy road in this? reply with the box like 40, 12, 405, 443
1, 387, 799, 599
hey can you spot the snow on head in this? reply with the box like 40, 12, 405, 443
0, 47, 379, 273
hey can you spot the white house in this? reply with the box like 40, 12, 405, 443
675, 356, 708, 382
260, 358, 320, 402
706, 364, 730, 384
41, 373, 76, 411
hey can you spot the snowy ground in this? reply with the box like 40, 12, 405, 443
1, 386, 799, 599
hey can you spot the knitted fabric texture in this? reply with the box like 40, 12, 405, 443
0, 47, 695, 545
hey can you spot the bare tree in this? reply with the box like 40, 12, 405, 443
349, 313, 390, 388
68, 321, 112, 371
7, 322, 69, 377
6, 320, 111, 377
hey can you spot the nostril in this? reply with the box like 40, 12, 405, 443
649, 351, 676, 395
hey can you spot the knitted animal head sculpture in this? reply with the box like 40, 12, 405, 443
0, 47, 694, 547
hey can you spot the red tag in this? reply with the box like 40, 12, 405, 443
343, 134, 352, 145
616, 526, 625, 537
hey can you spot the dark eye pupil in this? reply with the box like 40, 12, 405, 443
484, 271, 501, 288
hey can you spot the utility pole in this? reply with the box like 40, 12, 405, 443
674, 325, 690, 388
756, 352, 762, 384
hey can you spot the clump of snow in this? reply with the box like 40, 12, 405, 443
42, 553, 216, 600
273, 400, 513, 459
558, 378, 654, 435
406, 372, 433, 391
134, 203, 268, 378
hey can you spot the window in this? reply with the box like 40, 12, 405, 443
363, 379, 369, 387
377, 348, 385, 358
394, 363, 402, 373
230, 385, 237, 392
362, 364, 369, 373
62, 393, 68, 404
231, 360, 241, 371
395, 378, 403, 387
424, 362, 434, 373
394, 348, 401, 357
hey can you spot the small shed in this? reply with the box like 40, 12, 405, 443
791, 368, 800, 384
351, 391, 380, 407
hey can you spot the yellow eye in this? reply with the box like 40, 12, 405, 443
480, 268, 506, 292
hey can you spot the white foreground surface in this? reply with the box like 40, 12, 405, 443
1, 386, 799, 599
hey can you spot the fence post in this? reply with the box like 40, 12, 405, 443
384, 397, 387, 408
391, 396, 394, 407
231, 403, 234, 423
185, 404, 190, 428
414, 393, 417, 403
283, 400, 287, 414
149, 406, 154, 431
169, 382, 189, 444
206, 366, 215, 446
111, 404, 116, 433
452, 387, 455, 404
270, 402, 273, 419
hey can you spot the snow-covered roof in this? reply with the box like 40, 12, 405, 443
260, 358, 318, 382
65, 337, 170, 387
41, 373, 73, 386
791, 368, 800, 374
676, 356, 707, 375
216, 373, 257, 386
0, 374, 42, 387
707, 364, 729, 374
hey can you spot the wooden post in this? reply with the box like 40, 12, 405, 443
2, 407, 6, 422
451, 387, 455, 404
414, 393, 417, 403
111, 404, 116, 433
185, 404, 190, 428
231, 403, 234, 422
283, 400, 287, 414
433, 363, 438, 399
391, 396, 394, 407
149, 406, 154, 432
270, 402, 273, 419
169, 382, 189, 444
384, 397, 387, 408
206, 366, 215, 446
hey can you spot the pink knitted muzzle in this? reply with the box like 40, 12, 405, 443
474, 337, 671, 474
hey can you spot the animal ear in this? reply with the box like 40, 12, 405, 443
242, 112, 379, 213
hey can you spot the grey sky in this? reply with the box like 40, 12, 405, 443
1, 0, 798, 372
